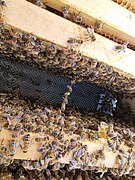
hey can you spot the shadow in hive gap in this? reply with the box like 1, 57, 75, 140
0, 56, 118, 116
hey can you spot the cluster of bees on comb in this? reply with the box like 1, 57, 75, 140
0, 26, 135, 96
0, 0, 135, 179
0, 93, 134, 179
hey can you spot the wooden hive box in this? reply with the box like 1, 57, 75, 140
0, 0, 135, 178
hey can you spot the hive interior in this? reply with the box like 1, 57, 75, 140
0, 0, 135, 179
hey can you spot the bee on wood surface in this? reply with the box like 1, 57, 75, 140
95, 20, 104, 31
68, 160, 81, 171
8, 139, 16, 156
115, 41, 129, 53
20, 134, 31, 153
0, 0, 7, 9
35, 0, 46, 9
85, 26, 96, 42
62, 6, 70, 19
67, 38, 83, 45
72, 12, 83, 24
107, 139, 117, 152
90, 59, 98, 69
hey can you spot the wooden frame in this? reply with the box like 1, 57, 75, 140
1, 0, 135, 77
43, 0, 135, 47
0, 0, 134, 170
0, 128, 134, 169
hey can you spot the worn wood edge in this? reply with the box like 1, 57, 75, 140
42, 0, 135, 47
0, 128, 133, 169
1, 0, 135, 78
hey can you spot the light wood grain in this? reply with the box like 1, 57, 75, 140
43, 0, 135, 47
1, 0, 135, 77
0, 128, 133, 169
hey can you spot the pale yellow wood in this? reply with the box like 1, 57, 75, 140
1, 0, 135, 77
43, 0, 135, 47
0, 128, 133, 169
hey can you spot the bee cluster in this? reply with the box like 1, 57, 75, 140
27, 0, 135, 52
0, 1, 135, 179
60, 4, 135, 52
0, 93, 135, 179
0, 27, 135, 96
0, 164, 134, 180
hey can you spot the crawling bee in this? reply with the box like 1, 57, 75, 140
62, 6, 70, 19
20, 134, 31, 153
52, 162, 61, 170
61, 79, 76, 112
72, 12, 83, 24
90, 59, 98, 69
85, 26, 96, 42
67, 38, 83, 45
34, 0, 46, 9
95, 20, 104, 31
0, 0, 7, 8
8, 139, 17, 156
115, 41, 129, 53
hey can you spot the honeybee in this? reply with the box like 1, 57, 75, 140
22, 160, 31, 169
0, 0, 7, 8
8, 139, 17, 157
98, 164, 108, 178
115, 41, 129, 53
61, 81, 75, 112
67, 38, 83, 45
62, 6, 70, 19
72, 12, 83, 24
73, 145, 88, 161
95, 20, 104, 31
52, 162, 61, 170
90, 59, 98, 69
85, 26, 96, 42
68, 160, 81, 171
107, 139, 117, 152
45, 168, 52, 179
4, 157, 14, 166
15, 123, 23, 132
7, 124, 15, 131
34, 0, 46, 9
116, 154, 123, 167
20, 134, 31, 153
